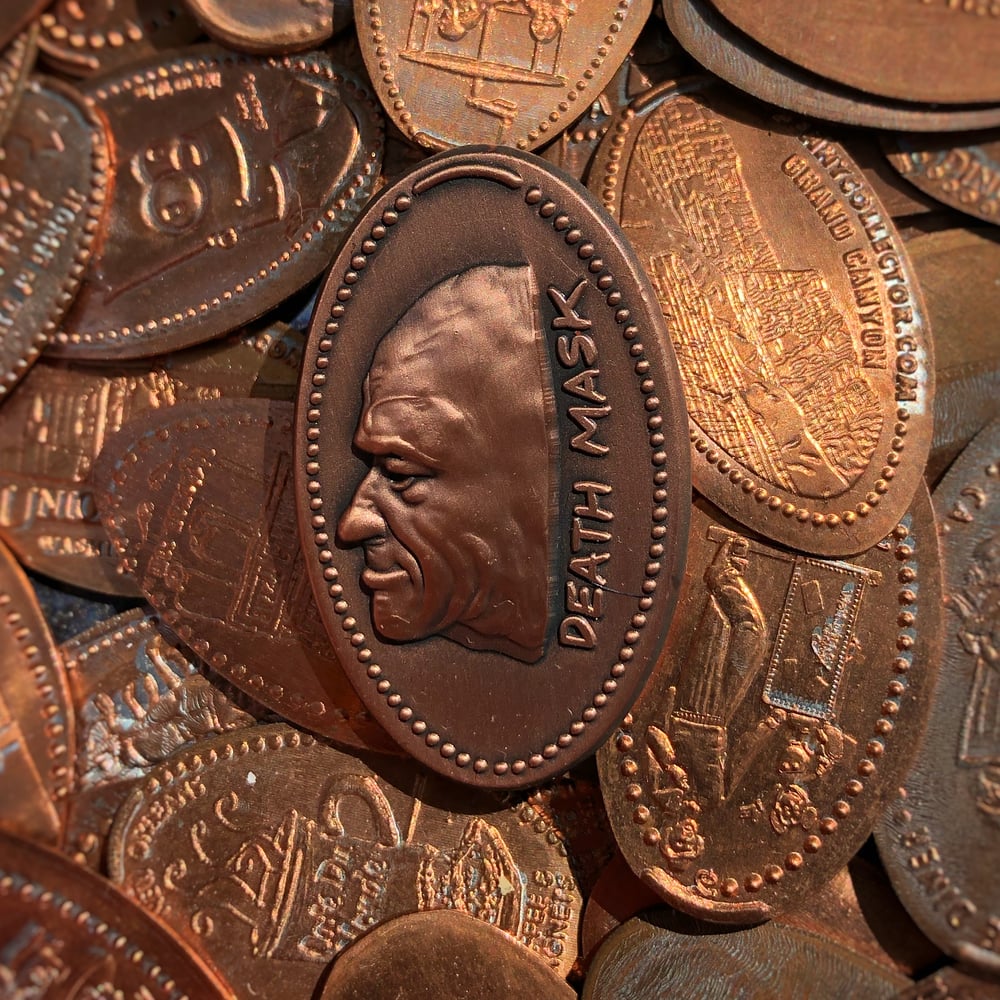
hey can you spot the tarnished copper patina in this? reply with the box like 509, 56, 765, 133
184, 0, 338, 54
0, 26, 38, 144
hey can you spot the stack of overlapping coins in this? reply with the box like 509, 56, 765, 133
0, 0, 997, 997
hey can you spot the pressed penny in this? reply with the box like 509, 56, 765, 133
591, 80, 934, 555
0, 323, 305, 596
355, 0, 650, 151
0, 537, 74, 846
886, 132, 1000, 228
37, 0, 203, 78
582, 911, 910, 999
876, 420, 1000, 977
184, 0, 336, 54
0, 77, 108, 399
108, 724, 582, 995
0, 829, 231, 999
662, 0, 1000, 133
61, 609, 261, 871
95, 398, 393, 753
598, 491, 941, 922
319, 910, 578, 999
297, 147, 690, 788
896, 967, 1000, 999
50, 48, 382, 360
0, 26, 38, 145
0, 1, 49, 52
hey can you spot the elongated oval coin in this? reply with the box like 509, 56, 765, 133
297, 147, 690, 788
0, 77, 107, 398
0, 829, 231, 999
598, 489, 940, 922
95, 398, 394, 753
108, 724, 582, 995
591, 81, 933, 555
50, 48, 382, 360
876, 420, 1000, 978
185, 0, 336, 54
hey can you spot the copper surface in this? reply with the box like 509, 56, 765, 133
0, 26, 38, 145
896, 967, 1000, 999
50, 47, 383, 360
0, 828, 232, 999
37, 0, 203, 77
0, 324, 305, 595
355, 0, 650, 150
599, 490, 941, 921
709, 0, 1000, 106
94, 398, 394, 752
297, 147, 691, 788
108, 724, 582, 994
185, 0, 335, 53
582, 911, 911, 999
0, 536, 74, 846
662, 0, 1000, 133
0, 77, 107, 400
591, 80, 934, 555
61, 609, 262, 871
319, 910, 578, 998
886, 132, 1000, 228
877, 419, 1000, 978
0, 1, 49, 51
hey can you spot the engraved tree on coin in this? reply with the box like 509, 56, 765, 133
337, 264, 556, 663
951, 532, 1000, 821
620, 96, 883, 499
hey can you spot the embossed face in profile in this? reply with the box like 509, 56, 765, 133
337, 264, 555, 663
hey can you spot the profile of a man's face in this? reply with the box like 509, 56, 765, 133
337, 264, 556, 663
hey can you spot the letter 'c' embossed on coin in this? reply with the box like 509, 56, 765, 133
297, 148, 690, 789
591, 82, 934, 556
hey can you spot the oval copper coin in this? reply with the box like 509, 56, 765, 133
591, 80, 934, 555
0, 1, 49, 51
598, 489, 941, 922
0, 26, 38, 145
876, 419, 1000, 978
0, 829, 231, 999
0, 77, 108, 399
319, 910, 577, 999
185, 0, 335, 54
897, 967, 1000, 1000
662, 0, 1000, 133
95, 398, 394, 753
886, 132, 1000, 227
49, 48, 383, 360
355, 0, 650, 151
108, 724, 582, 995
297, 147, 690, 789
709, 0, 1000, 106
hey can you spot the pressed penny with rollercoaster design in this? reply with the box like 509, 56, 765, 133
95, 398, 394, 753
598, 490, 941, 922
297, 147, 690, 789
0, 829, 230, 999
108, 724, 582, 995
590, 80, 933, 555
50, 47, 383, 360
876, 420, 1000, 978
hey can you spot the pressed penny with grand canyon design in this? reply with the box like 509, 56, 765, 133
590, 81, 933, 556
108, 724, 581, 995
297, 147, 690, 789
876, 420, 1000, 978
598, 490, 941, 922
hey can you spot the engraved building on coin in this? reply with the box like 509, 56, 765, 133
297, 148, 690, 788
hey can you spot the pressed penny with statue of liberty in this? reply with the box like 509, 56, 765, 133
296, 147, 690, 789
598, 489, 941, 923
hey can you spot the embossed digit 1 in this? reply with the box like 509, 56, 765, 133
131, 137, 208, 236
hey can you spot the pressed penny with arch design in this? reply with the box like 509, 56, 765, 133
297, 147, 690, 789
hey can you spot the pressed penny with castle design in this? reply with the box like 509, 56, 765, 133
297, 147, 690, 789
108, 724, 582, 995
590, 80, 933, 555
876, 420, 1000, 977
598, 491, 941, 922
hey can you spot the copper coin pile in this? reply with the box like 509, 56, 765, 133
0, 0, 997, 997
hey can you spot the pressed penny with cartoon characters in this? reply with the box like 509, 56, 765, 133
598, 490, 941, 922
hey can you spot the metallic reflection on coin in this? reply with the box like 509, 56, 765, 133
877, 420, 1000, 978
599, 491, 941, 922
895, 967, 1000, 999
583, 910, 910, 999
185, 0, 335, 53
0, 26, 38, 146
320, 910, 578, 999
590, 80, 934, 555
108, 724, 582, 995
0, 829, 231, 999
0, 1, 49, 52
